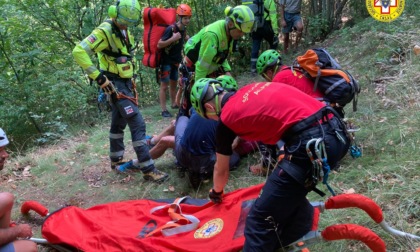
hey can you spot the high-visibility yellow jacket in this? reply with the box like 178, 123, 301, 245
72, 20, 137, 80
184, 20, 232, 81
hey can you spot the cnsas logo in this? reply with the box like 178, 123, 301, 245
366, 0, 405, 22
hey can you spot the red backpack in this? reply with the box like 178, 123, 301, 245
142, 7, 176, 68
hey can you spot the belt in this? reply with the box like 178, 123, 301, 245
283, 106, 342, 144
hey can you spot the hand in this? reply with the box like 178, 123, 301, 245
172, 32, 182, 42
96, 73, 114, 94
209, 188, 224, 204
16, 224, 33, 238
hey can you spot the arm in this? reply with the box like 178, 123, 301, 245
0, 224, 33, 246
194, 32, 219, 81
279, 0, 286, 28
72, 28, 109, 80
157, 26, 182, 49
213, 153, 231, 193
212, 120, 237, 194
268, 0, 279, 32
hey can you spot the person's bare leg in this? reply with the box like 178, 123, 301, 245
294, 20, 304, 51
283, 33, 290, 54
149, 136, 175, 159
159, 82, 169, 112
169, 80, 177, 108
0, 192, 13, 228
150, 120, 175, 145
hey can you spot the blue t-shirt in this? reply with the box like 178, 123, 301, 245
180, 109, 217, 156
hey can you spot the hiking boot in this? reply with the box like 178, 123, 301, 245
161, 110, 172, 118
111, 159, 130, 170
143, 168, 169, 183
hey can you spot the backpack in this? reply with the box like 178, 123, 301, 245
142, 7, 176, 68
293, 48, 361, 111
242, 0, 267, 28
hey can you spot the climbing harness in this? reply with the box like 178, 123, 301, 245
306, 138, 336, 196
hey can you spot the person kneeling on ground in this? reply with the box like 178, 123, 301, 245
118, 76, 257, 189
190, 79, 350, 251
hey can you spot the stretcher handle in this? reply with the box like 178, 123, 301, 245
325, 194, 383, 223
321, 224, 386, 252
21, 201, 49, 217
325, 194, 420, 240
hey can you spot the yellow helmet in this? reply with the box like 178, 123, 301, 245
225, 5, 256, 33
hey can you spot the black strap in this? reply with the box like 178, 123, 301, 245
280, 159, 326, 197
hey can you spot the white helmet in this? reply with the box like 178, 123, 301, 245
0, 128, 9, 147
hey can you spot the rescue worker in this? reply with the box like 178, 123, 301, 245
157, 4, 192, 118
256, 49, 322, 98
256, 49, 345, 117
250, 0, 279, 75
72, 0, 168, 182
177, 5, 255, 117
0, 128, 38, 252
190, 79, 350, 251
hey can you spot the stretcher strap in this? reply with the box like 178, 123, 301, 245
147, 196, 200, 237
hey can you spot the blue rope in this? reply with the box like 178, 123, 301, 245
322, 158, 336, 196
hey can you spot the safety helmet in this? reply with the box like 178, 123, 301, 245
190, 78, 224, 118
177, 4, 192, 16
0, 128, 9, 147
216, 75, 238, 91
108, 0, 141, 27
225, 5, 255, 33
256, 49, 282, 75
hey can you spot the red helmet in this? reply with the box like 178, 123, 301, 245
177, 4, 192, 16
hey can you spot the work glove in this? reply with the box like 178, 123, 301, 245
273, 34, 279, 48
209, 188, 224, 204
96, 73, 114, 95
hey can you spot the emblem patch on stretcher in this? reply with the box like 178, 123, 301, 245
194, 218, 224, 239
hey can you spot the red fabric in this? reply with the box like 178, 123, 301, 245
273, 66, 324, 99
142, 7, 176, 68
42, 184, 264, 252
324, 194, 384, 223
321, 224, 386, 252
220, 83, 326, 145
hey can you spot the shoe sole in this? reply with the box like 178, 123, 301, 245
143, 174, 169, 183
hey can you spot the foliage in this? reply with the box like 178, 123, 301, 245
0, 0, 239, 150
1, 3, 420, 251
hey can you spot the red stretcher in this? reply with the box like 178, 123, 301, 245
20, 184, 420, 252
